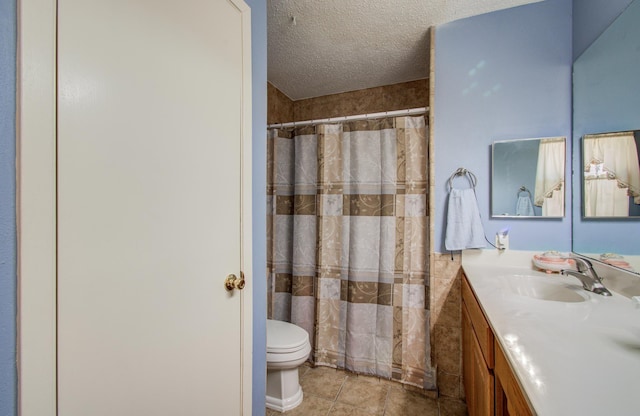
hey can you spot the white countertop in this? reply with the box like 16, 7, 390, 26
462, 249, 640, 416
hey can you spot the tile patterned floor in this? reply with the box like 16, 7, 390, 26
266, 365, 468, 416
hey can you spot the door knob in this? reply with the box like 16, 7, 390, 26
225, 273, 245, 291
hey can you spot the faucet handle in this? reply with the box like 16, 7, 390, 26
570, 256, 593, 272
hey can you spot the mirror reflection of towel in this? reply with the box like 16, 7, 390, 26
516, 195, 534, 216
445, 188, 486, 250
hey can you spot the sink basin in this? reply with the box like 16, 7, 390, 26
505, 275, 589, 303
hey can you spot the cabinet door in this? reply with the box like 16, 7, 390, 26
463, 302, 494, 416
495, 342, 533, 416
462, 276, 494, 368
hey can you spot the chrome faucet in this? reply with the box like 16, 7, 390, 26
561, 257, 612, 296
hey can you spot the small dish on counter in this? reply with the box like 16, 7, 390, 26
532, 250, 574, 273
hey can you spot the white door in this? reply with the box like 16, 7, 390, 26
53, 0, 251, 414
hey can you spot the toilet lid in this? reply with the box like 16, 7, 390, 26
266, 319, 309, 353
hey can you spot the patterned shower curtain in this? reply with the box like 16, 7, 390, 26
267, 116, 434, 389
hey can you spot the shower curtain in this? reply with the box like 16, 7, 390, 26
266, 116, 435, 389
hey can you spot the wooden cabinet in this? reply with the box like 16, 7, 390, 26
462, 302, 494, 416
462, 276, 495, 416
495, 342, 533, 416
462, 274, 533, 416
462, 277, 494, 367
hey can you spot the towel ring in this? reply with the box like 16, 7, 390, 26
447, 167, 477, 190
517, 186, 531, 197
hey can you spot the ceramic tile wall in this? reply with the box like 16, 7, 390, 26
267, 80, 428, 125
431, 253, 463, 399
293, 79, 428, 122
267, 82, 294, 124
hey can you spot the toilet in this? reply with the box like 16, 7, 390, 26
266, 319, 312, 412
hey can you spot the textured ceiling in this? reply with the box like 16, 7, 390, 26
268, 0, 542, 100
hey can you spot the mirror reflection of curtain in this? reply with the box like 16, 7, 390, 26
584, 132, 640, 217
534, 137, 565, 216
266, 116, 435, 389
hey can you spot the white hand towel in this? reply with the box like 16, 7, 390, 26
445, 188, 486, 250
516, 195, 534, 216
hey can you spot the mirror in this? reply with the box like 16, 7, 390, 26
572, 0, 640, 274
582, 131, 640, 218
492, 137, 565, 218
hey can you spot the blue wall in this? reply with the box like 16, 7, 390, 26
572, 0, 633, 60
0, 0, 16, 416
0, 0, 16, 414
246, 0, 267, 413
434, 0, 573, 253
572, 0, 640, 255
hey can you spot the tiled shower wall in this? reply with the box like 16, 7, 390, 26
432, 253, 463, 399
267, 82, 294, 124
267, 79, 428, 124
293, 79, 428, 122
267, 75, 465, 400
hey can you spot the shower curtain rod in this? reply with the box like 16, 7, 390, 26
267, 106, 428, 129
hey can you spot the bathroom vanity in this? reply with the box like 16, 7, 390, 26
461, 250, 640, 416
462, 268, 531, 416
